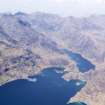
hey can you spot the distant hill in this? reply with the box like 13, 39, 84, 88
14, 12, 105, 62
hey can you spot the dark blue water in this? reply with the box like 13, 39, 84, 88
0, 67, 86, 105
64, 49, 95, 73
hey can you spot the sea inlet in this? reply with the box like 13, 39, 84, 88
64, 49, 95, 73
0, 67, 87, 105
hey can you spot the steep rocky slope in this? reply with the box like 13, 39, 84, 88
18, 12, 105, 62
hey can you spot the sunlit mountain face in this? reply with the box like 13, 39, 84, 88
0, 12, 105, 105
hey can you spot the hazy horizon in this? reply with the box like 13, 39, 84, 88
0, 0, 105, 17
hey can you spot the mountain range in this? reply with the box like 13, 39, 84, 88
0, 12, 105, 105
